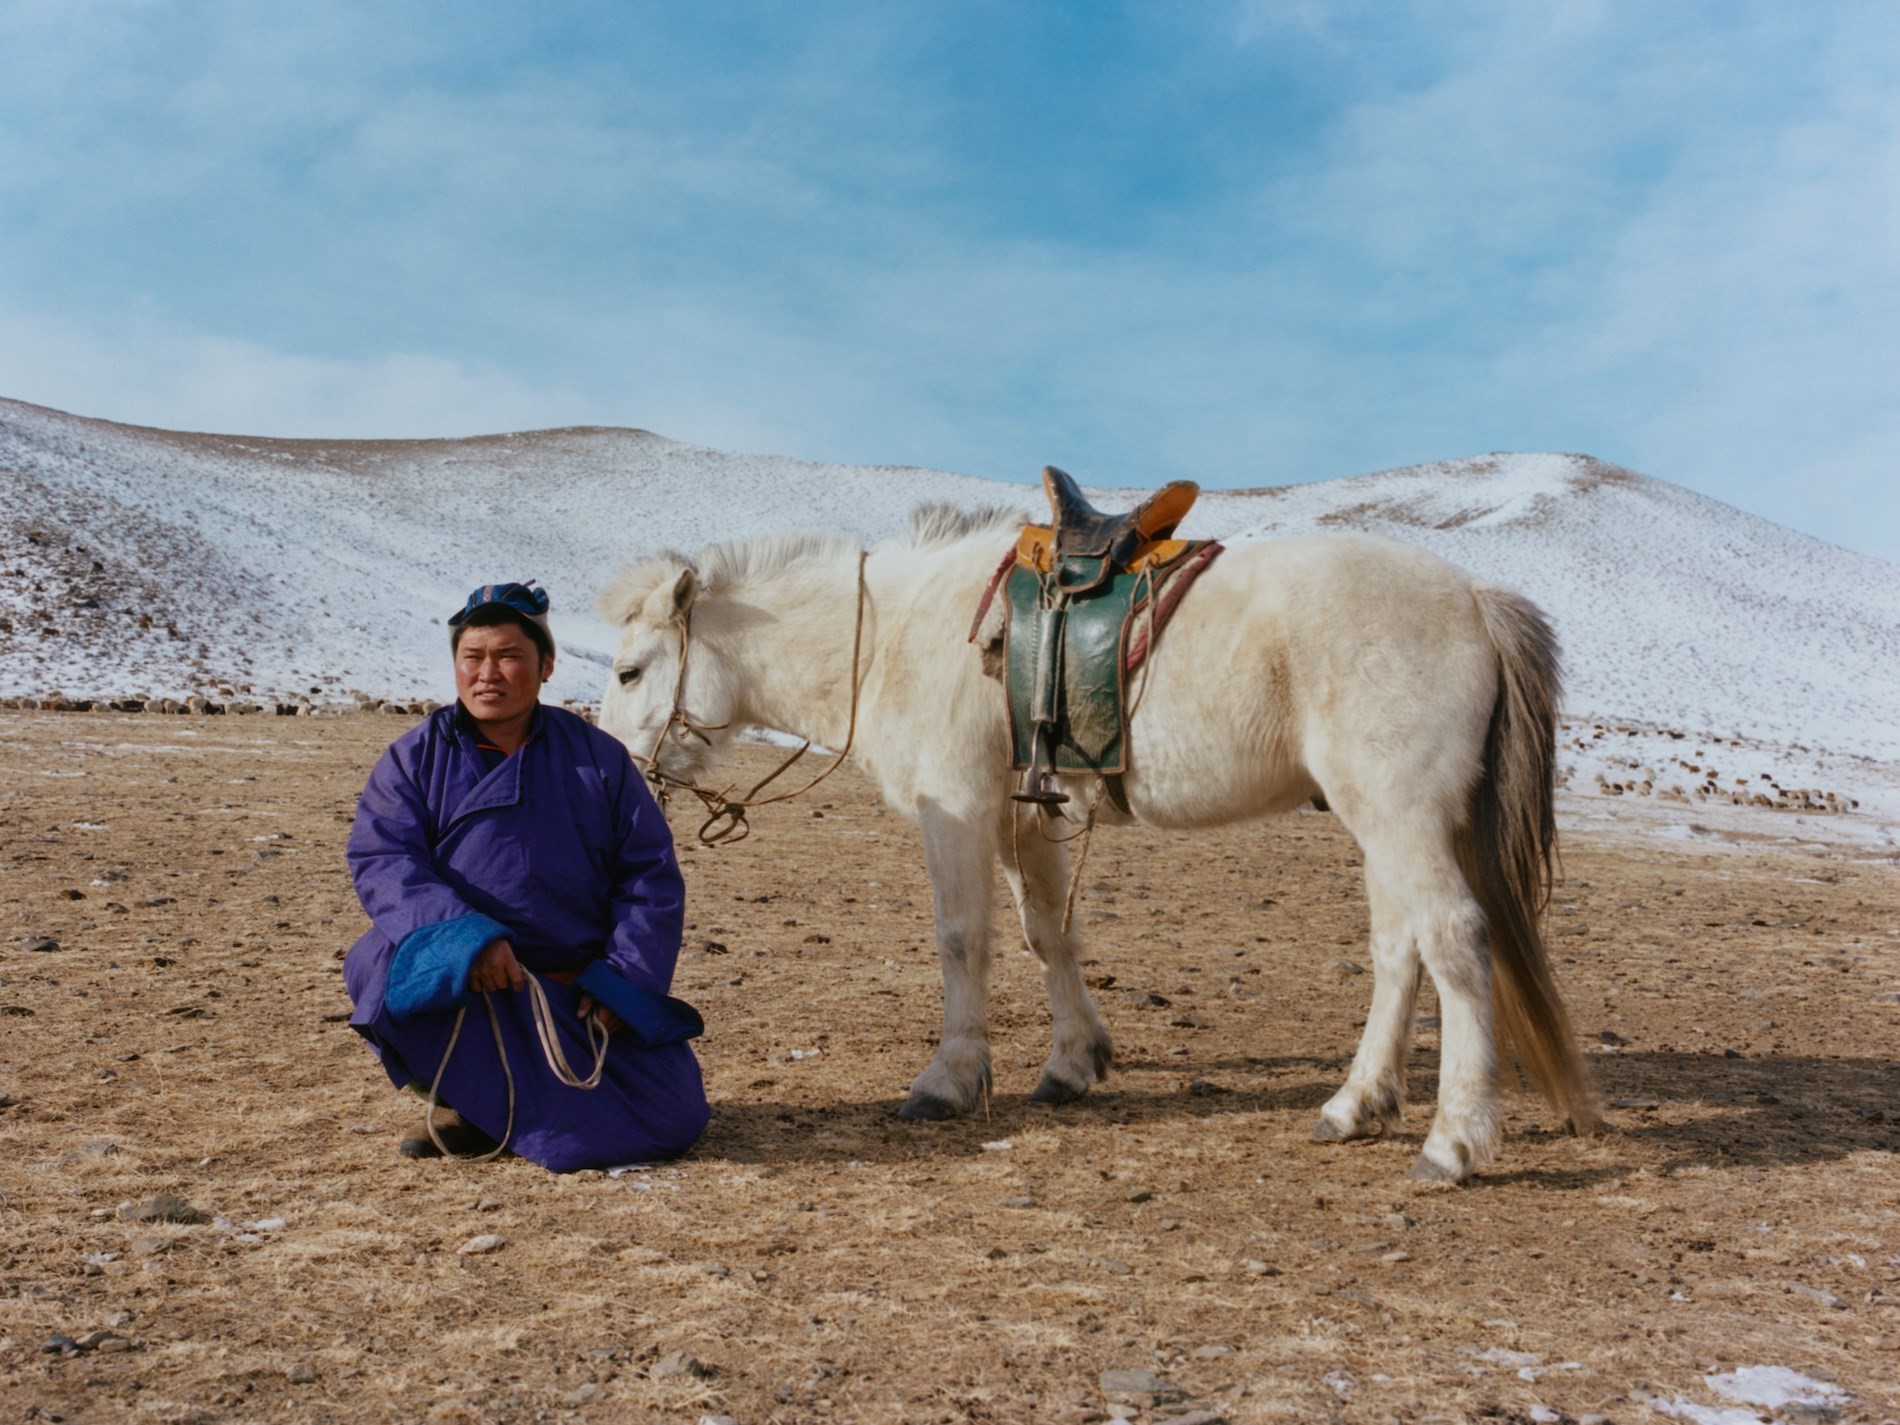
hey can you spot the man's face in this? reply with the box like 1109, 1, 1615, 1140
454, 623, 553, 726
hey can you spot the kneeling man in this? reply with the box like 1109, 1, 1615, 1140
343, 580, 709, 1169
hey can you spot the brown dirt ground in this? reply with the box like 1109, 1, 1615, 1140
1, 711, 1897, 1425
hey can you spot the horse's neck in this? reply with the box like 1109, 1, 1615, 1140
708, 554, 864, 749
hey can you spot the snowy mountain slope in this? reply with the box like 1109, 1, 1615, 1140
4, 397, 1897, 831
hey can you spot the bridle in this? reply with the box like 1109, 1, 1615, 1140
638, 551, 869, 846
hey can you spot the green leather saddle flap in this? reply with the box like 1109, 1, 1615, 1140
1005, 556, 1142, 775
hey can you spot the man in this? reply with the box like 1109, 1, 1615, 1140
342, 580, 709, 1170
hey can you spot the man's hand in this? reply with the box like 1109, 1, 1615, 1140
469, 938, 526, 995
575, 994, 623, 1035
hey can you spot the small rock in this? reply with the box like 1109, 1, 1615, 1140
1787, 1281, 1849, 1309
1000, 1195, 1036, 1209
1241, 1259, 1278, 1276
1099, 1257, 1132, 1275
1471, 1346, 1542, 1367
1126, 1189, 1154, 1204
458, 1234, 506, 1256
700, 1417, 742, 1425
288, 1362, 318, 1384
1187, 1078, 1228, 1096
1165, 1411, 1229, 1425
74, 1329, 129, 1352
62, 1141, 120, 1162
129, 1236, 174, 1257
564, 1383, 606, 1404
1100, 1368, 1185, 1407
652, 1349, 713, 1380
122, 1193, 206, 1224
42, 1333, 78, 1355
23, 936, 60, 953
475, 1197, 502, 1213
1326, 959, 1364, 975
1190, 1344, 1234, 1359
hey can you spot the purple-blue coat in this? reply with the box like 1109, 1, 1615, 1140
343, 702, 709, 1171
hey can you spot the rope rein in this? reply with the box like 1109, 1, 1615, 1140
422, 970, 612, 1160
642, 551, 871, 846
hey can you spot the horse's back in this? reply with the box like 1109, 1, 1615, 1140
1125, 532, 1506, 826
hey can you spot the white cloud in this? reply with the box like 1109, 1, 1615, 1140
0, 304, 596, 438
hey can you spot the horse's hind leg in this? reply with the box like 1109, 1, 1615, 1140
999, 805, 1113, 1104
899, 802, 997, 1121
1313, 872, 1420, 1142
1323, 829, 1498, 1181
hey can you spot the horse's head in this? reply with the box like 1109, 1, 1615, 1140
595, 555, 739, 786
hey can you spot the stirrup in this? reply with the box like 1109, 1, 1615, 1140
1012, 766, 1069, 806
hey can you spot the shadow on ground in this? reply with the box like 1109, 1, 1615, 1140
692, 1050, 1900, 1178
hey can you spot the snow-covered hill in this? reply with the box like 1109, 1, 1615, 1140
5, 397, 1898, 831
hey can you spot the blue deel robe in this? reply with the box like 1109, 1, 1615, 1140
343, 702, 709, 1171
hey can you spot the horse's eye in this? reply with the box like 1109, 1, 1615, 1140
617, 666, 642, 687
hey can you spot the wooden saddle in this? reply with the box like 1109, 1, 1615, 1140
980, 467, 1222, 809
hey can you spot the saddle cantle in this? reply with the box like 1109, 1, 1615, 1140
1046, 465, 1198, 562
972, 467, 1223, 808
1015, 466, 1201, 593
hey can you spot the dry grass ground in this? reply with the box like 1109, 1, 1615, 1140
1, 711, 1897, 1425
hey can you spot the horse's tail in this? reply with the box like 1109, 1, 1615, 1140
1460, 585, 1599, 1135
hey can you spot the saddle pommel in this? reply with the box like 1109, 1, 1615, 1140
1041, 466, 1199, 566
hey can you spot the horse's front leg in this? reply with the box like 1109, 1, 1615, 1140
999, 804, 1113, 1104
898, 803, 998, 1120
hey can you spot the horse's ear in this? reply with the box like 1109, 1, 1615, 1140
666, 568, 697, 623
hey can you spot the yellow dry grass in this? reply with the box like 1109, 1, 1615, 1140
0, 711, 1896, 1424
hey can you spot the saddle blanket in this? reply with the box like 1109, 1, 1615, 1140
970, 540, 1223, 777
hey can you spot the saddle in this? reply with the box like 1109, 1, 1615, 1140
975, 467, 1223, 809
1015, 466, 1201, 592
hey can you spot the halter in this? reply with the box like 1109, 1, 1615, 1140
639, 551, 869, 846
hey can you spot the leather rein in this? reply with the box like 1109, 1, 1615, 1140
639, 551, 869, 846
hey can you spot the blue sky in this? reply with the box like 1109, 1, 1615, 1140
2, 2, 1896, 559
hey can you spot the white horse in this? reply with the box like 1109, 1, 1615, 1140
596, 505, 1595, 1182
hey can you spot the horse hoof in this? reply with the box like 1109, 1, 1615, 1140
897, 1092, 962, 1122
1406, 1151, 1466, 1183
1030, 1073, 1088, 1106
1312, 1115, 1381, 1143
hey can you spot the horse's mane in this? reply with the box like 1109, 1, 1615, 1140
906, 502, 1028, 549
596, 552, 692, 625
694, 530, 862, 593
598, 506, 1026, 625
596, 533, 861, 625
